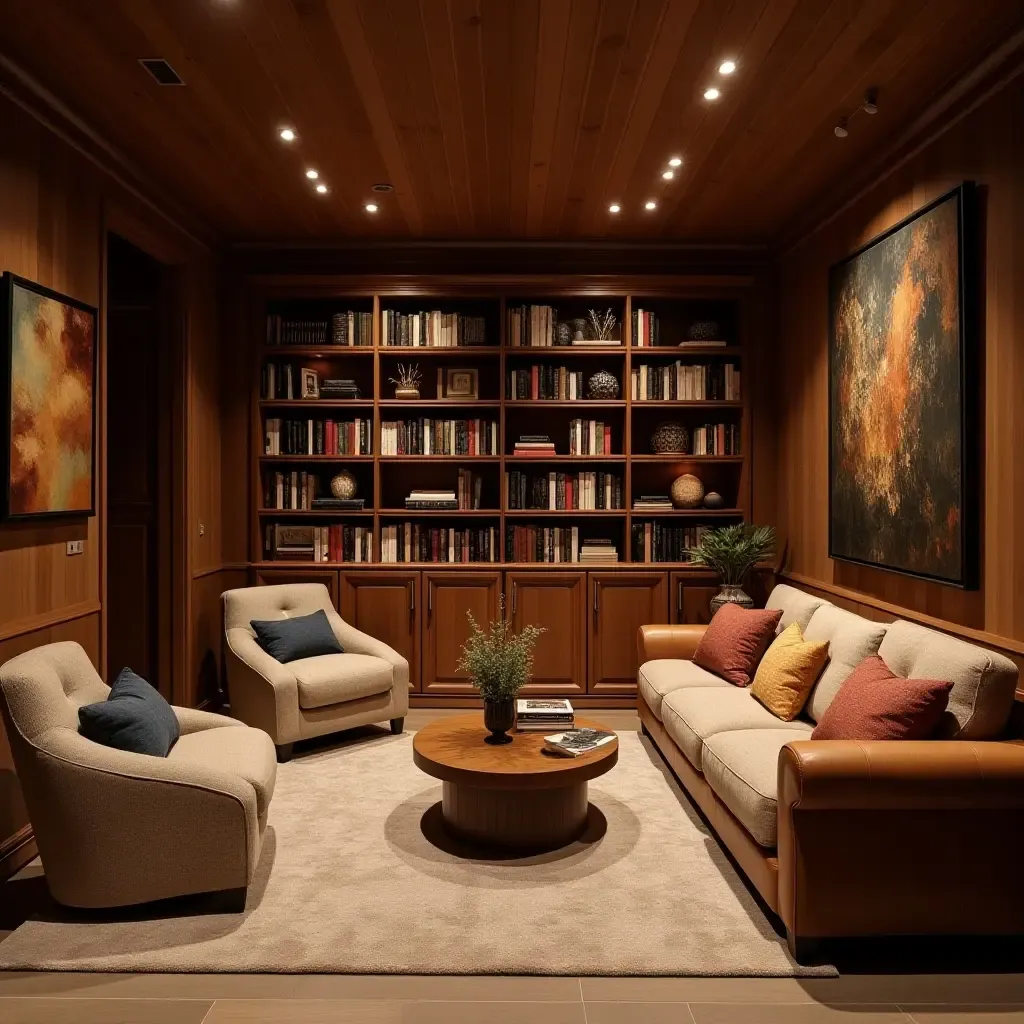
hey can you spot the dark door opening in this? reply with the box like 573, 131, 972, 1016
106, 234, 173, 694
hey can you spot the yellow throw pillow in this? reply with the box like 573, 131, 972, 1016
750, 622, 829, 721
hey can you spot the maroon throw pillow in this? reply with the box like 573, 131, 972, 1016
811, 655, 953, 740
693, 603, 783, 687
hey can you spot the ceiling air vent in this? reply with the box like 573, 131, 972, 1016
139, 59, 184, 86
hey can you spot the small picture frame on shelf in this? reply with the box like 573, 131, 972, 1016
444, 368, 479, 399
300, 367, 319, 399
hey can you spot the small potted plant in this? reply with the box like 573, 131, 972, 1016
389, 363, 422, 400
457, 602, 545, 745
689, 524, 776, 615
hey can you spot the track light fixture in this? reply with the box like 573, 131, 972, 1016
834, 89, 879, 138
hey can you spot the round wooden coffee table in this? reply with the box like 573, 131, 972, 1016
412, 714, 618, 851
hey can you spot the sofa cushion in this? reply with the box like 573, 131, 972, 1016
78, 668, 180, 758
804, 605, 888, 722
878, 620, 1019, 739
766, 584, 829, 634
169, 726, 276, 816
661, 686, 813, 771
250, 609, 344, 664
750, 623, 829, 721
637, 659, 731, 721
290, 653, 393, 709
693, 604, 783, 687
702, 728, 811, 848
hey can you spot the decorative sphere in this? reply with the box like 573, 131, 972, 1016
329, 470, 358, 500
587, 369, 620, 399
703, 491, 725, 509
650, 421, 689, 454
671, 473, 704, 509
687, 320, 720, 340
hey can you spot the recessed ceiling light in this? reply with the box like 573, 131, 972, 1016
608, 203, 621, 214
662, 170, 674, 180
719, 60, 737, 75
315, 183, 329, 194
305, 168, 319, 180
365, 203, 379, 213
278, 127, 297, 143
704, 87, 720, 101
371, 183, 394, 193
668, 156, 682, 167
644, 200, 657, 211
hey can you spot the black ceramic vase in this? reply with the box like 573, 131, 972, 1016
483, 698, 516, 744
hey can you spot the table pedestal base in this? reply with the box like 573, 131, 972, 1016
441, 780, 589, 851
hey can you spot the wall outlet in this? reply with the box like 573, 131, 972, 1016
66, 540, 84, 556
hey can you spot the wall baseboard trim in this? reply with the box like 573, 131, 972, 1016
0, 600, 102, 644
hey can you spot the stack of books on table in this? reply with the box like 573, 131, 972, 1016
405, 489, 459, 510
632, 494, 674, 512
544, 728, 616, 758
516, 699, 574, 732
311, 497, 365, 510
579, 538, 618, 563
513, 435, 557, 457
320, 379, 361, 399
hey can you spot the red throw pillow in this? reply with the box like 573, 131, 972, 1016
693, 603, 783, 687
811, 655, 953, 740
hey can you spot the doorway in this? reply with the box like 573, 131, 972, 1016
105, 234, 173, 695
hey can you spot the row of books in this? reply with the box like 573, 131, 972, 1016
631, 362, 741, 401
505, 470, 623, 510
506, 305, 622, 348
381, 310, 487, 348
692, 423, 741, 455
266, 312, 373, 347
380, 523, 500, 563
263, 418, 373, 456
631, 522, 710, 563
264, 470, 317, 510
380, 419, 500, 456
569, 420, 615, 456
506, 366, 590, 401
265, 523, 373, 562
505, 524, 581, 563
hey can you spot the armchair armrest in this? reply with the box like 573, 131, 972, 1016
174, 705, 245, 735
225, 628, 299, 742
637, 623, 708, 663
326, 610, 410, 691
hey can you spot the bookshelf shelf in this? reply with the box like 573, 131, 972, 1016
259, 399, 373, 409
631, 345, 743, 357
505, 509, 627, 517
630, 508, 743, 517
259, 455, 375, 463
378, 399, 501, 408
378, 455, 501, 463
378, 509, 500, 517
506, 400, 626, 409
380, 346, 502, 356
257, 509, 374, 518
263, 346, 374, 357
631, 400, 742, 409
505, 454, 626, 462
631, 454, 743, 463
506, 346, 626, 357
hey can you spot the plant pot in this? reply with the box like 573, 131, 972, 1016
483, 698, 516, 745
709, 584, 754, 616
394, 387, 420, 400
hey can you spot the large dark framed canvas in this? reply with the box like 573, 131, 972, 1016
828, 183, 978, 588
1, 273, 98, 520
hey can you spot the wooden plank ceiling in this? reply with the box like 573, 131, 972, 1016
1, 0, 1021, 243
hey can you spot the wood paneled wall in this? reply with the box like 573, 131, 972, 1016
774, 72, 1024, 662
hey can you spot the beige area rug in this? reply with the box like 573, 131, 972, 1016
0, 731, 834, 976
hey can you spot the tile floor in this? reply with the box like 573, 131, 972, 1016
1, 709, 1022, 1022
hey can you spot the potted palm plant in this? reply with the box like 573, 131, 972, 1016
689, 524, 776, 615
457, 602, 545, 745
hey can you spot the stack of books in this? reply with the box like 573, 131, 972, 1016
405, 489, 459, 510
632, 494, 673, 512
320, 378, 361, 399
580, 538, 618, 563
573, 336, 620, 347
311, 497, 365, 510
513, 434, 557, 457
677, 339, 728, 349
516, 699, 574, 732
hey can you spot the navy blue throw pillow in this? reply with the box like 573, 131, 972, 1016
250, 609, 344, 663
79, 668, 180, 757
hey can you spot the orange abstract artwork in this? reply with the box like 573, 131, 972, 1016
4, 276, 96, 517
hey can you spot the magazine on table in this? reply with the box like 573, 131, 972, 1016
543, 728, 616, 758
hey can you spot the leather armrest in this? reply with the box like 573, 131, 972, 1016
637, 623, 708, 662
779, 739, 1024, 811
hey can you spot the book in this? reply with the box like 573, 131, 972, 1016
677, 339, 728, 348
311, 498, 364, 509
517, 698, 573, 716
543, 728, 616, 758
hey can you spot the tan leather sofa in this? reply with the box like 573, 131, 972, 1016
637, 584, 1024, 959
224, 583, 409, 761
0, 641, 275, 910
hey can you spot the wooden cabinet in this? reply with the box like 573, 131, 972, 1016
506, 571, 586, 695
340, 571, 420, 691
251, 567, 339, 607
587, 572, 668, 695
421, 571, 501, 695
670, 571, 720, 625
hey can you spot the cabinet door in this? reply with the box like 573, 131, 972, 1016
507, 571, 586, 696
422, 571, 501, 695
339, 571, 420, 691
588, 573, 668, 694
670, 572, 720, 625
251, 568, 339, 607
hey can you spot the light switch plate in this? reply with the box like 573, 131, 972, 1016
66, 540, 84, 556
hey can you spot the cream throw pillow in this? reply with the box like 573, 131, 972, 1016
750, 622, 829, 721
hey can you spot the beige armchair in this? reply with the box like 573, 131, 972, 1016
0, 641, 275, 910
223, 583, 409, 762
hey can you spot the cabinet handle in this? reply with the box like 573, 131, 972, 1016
428, 586, 432, 618
409, 581, 415, 614
594, 585, 599, 617
678, 580, 683, 618
511, 582, 517, 616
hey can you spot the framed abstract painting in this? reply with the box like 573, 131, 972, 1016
828, 183, 977, 588
1, 273, 98, 519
